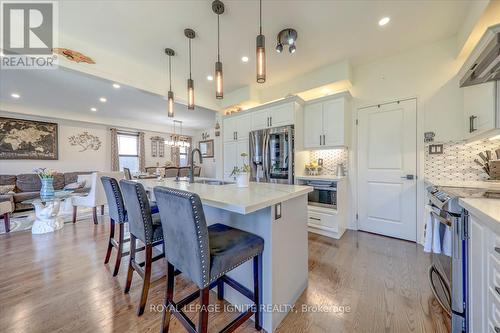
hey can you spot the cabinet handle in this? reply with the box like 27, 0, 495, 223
270, 116, 272, 127
323, 134, 326, 145
235, 132, 238, 140
469, 115, 477, 133
319, 135, 322, 146
496, 286, 500, 297
234, 132, 236, 140
309, 217, 321, 221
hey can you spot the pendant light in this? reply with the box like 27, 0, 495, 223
256, 0, 266, 83
165, 48, 175, 117
212, 0, 225, 99
185, 28, 196, 110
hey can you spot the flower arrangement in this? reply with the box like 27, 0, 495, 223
33, 168, 56, 179
230, 152, 251, 177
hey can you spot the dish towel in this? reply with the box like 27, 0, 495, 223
423, 204, 452, 256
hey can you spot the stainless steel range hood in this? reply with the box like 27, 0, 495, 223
460, 24, 500, 87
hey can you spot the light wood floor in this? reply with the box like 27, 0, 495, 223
0, 216, 450, 333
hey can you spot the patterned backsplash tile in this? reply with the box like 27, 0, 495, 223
308, 148, 349, 175
425, 139, 500, 183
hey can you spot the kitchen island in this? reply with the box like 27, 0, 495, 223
137, 178, 313, 332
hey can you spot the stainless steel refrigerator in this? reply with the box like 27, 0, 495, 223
249, 125, 294, 184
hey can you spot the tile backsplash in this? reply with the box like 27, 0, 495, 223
308, 149, 349, 175
425, 139, 500, 183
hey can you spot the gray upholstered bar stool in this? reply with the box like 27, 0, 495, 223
120, 180, 165, 316
154, 186, 264, 333
101, 176, 161, 276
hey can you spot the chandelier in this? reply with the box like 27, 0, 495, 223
165, 120, 190, 148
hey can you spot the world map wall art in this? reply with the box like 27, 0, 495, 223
0, 117, 58, 160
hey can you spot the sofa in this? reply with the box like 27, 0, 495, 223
0, 171, 93, 212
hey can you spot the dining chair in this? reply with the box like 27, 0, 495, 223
154, 186, 264, 333
164, 167, 179, 178
120, 180, 165, 316
72, 172, 124, 224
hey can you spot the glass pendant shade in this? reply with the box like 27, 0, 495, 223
215, 61, 223, 99
187, 79, 194, 109
167, 90, 174, 117
256, 34, 266, 83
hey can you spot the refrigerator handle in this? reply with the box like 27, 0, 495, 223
263, 131, 270, 181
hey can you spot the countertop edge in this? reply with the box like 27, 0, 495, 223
295, 175, 346, 181
459, 198, 500, 233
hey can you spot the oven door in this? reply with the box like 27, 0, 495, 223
307, 183, 337, 209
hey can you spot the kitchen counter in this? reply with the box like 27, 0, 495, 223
459, 198, 500, 234
295, 174, 346, 182
137, 178, 312, 214
135, 177, 311, 332
425, 179, 500, 190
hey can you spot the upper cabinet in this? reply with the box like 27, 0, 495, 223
251, 103, 295, 130
304, 92, 351, 149
223, 114, 252, 142
463, 81, 498, 140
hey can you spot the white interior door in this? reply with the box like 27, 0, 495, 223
357, 99, 417, 241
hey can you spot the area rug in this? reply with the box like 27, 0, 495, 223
0, 207, 106, 234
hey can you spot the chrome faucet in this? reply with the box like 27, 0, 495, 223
189, 148, 203, 183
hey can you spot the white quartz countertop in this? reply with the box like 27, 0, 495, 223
136, 178, 313, 215
295, 175, 346, 181
459, 198, 500, 233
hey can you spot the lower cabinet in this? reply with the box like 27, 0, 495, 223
469, 214, 500, 332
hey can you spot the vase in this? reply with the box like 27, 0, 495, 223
40, 177, 55, 198
236, 173, 249, 188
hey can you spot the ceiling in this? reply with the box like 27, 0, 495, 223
0, 67, 216, 130
53, 0, 474, 110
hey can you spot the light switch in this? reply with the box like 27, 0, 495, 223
275, 203, 282, 220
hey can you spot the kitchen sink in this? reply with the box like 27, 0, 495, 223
194, 179, 232, 185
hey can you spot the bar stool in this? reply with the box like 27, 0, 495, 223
101, 176, 161, 276
154, 186, 264, 333
120, 180, 165, 316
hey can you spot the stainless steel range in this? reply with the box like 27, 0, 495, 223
426, 186, 500, 333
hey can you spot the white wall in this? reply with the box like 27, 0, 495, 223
0, 111, 192, 174
192, 127, 220, 179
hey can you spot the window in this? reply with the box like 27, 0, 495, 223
118, 133, 139, 172
179, 146, 189, 167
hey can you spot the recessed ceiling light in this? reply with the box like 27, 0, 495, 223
378, 17, 390, 26
241, 56, 249, 63
90, 107, 97, 112
99, 97, 107, 103
11, 93, 20, 99
112, 83, 120, 89
207, 75, 213, 81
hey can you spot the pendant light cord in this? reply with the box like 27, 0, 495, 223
168, 55, 172, 91
189, 38, 192, 79
217, 14, 220, 62
259, 0, 262, 35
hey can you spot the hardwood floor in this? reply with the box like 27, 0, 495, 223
0, 217, 449, 333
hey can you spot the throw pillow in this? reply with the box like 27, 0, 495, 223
0, 185, 15, 194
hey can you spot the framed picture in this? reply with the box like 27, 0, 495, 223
0, 117, 58, 160
199, 139, 214, 158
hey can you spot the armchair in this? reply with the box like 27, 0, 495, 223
72, 172, 124, 224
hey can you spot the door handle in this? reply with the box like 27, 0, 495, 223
469, 115, 477, 133
401, 175, 415, 180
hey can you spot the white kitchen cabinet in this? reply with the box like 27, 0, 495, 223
223, 141, 237, 178
469, 215, 487, 333
223, 114, 252, 143
304, 102, 323, 148
252, 109, 269, 130
463, 81, 497, 140
237, 139, 249, 166
304, 92, 351, 149
251, 102, 295, 130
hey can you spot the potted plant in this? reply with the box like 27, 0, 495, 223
230, 153, 251, 188
33, 168, 56, 198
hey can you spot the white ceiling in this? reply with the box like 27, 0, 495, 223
54, 0, 474, 110
0, 67, 217, 130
